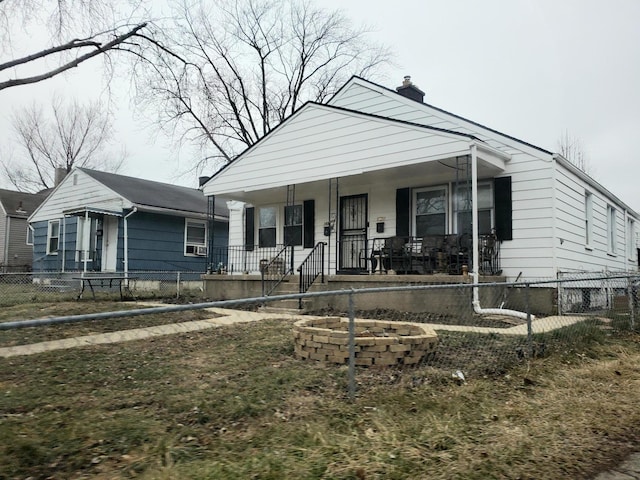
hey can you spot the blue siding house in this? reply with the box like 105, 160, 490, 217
29, 168, 229, 274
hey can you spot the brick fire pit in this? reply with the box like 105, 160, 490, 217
293, 317, 438, 367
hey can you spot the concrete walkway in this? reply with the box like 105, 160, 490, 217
0, 305, 593, 358
0, 306, 291, 358
593, 453, 640, 480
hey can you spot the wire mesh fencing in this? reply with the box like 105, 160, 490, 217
0, 270, 206, 306
0, 272, 637, 396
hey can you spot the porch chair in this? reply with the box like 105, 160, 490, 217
384, 236, 409, 273
420, 235, 443, 274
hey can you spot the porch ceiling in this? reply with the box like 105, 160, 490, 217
218, 151, 507, 205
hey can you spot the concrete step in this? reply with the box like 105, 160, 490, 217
259, 306, 304, 315
260, 299, 305, 315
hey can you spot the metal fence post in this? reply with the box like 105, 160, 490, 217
348, 290, 356, 401
526, 282, 533, 358
176, 272, 181, 299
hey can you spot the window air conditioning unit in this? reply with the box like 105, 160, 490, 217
195, 245, 208, 256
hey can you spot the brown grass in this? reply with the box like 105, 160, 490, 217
0, 302, 639, 479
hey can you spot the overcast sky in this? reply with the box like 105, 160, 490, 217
1, 0, 639, 211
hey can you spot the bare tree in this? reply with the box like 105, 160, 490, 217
134, 0, 391, 172
0, 0, 154, 91
3, 97, 126, 191
558, 129, 590, 173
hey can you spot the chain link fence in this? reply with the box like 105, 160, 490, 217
1, 272, 637, 391
0, 271, 205, 306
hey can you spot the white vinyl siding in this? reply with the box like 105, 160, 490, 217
30, 169, 126, 223
202, 104, 481, 197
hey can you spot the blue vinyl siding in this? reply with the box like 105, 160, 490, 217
32, 218, 80, 271
32, 212, 228, 272
126, 212, 227, 272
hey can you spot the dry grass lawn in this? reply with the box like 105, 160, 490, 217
0, 302, 639, 479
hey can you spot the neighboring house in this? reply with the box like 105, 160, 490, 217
29, 168, 229, 273
201, 75, 639, 284
0, 189, 48, 272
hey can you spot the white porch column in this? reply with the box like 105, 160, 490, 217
123, 208, 137, 278
83, 210, 89, 273
471, 144, 479, 279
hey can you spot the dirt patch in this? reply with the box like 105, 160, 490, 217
306, 307, 520, 328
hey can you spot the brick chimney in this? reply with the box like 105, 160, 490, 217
396, 75, 425, 103
54, 166, 68, 186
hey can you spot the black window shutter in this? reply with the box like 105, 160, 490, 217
396, 188, 410, 237
494, 176, 512, 241
245, 207, 255, 251
303, 199, 315, 248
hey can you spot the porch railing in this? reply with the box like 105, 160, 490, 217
261, 244, 294, 297
297, 242, 326, 309
209, 244, 286, 274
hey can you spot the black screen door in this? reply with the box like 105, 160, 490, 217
339, 194, 368, 271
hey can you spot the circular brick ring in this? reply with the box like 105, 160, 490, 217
293, 317, 438, 367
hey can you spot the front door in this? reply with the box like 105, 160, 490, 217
101, 216, 118, 272
339, 194, 368, 272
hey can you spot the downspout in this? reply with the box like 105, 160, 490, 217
470, 143, 533, 321
123, 207, 137, 278
61, 216, 66, 273
3, 216, 9, 267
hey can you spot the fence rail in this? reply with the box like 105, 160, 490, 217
1, 272, 638, 399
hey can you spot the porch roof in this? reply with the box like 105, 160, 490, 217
203, 103, 510, 201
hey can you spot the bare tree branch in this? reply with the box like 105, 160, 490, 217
558, 129, 590, 173
3, 97, 127, 192
133, 0, 391, 171
0, 22, 147, 90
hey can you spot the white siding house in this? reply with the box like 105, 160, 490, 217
202, 76, 639, 283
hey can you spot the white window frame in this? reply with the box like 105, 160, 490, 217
584, 191, 593, 249
412, 185, 448, 236
627, 217, 635, 261
607, 205, 617, 255
26, 225, 34, 246
184, 218, 208, 256
46, 219, 60, 255
258, 206, 278, 248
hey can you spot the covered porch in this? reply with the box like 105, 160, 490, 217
205, 141, 511, 282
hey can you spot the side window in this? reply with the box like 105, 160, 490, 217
607, 205, 617, 254
185, 219, 207, 256
454, 182, 493, 235
26, 225, 34, 246
46, 220, 60, 255
259, 207, 277, 248
585, 191, 593, 247
284, 205, 303, 246
627, 218, 635, 260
